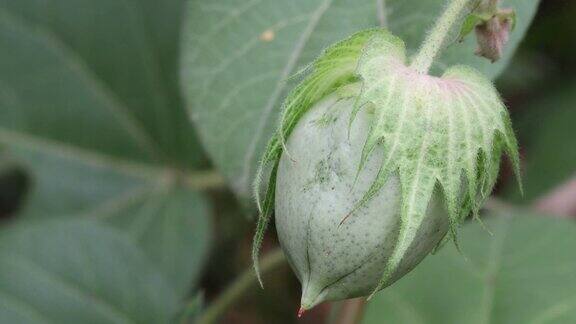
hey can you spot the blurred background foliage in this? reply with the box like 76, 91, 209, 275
0, 0, 575, 323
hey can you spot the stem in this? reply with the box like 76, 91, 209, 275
182, 170, 226, 191
410, 0, 472, 73
376, 0, 388, 28
195, 249, 286, 324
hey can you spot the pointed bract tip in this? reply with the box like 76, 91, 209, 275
297, 306, 305, 318
256, 275, 264, 289
253, 264, 264, 289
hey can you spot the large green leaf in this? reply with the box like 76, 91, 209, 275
363, 212, 576, 323
0, 219, 179, 324
0, 0, 213, 296
181, 0, 539, 201
2, 141, 212, 296
104, 186, 212, 296
0, 0, 202, 166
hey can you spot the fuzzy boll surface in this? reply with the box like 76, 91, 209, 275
275, 93, 449, 309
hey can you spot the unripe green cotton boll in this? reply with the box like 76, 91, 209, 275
252, 29, 521, 312
275, 92, 449, 309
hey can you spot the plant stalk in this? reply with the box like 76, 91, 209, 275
195, 249, 286, 324
410, 0, 472, 73
182, 170, 226, 191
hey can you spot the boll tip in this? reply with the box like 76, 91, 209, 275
297, 306, 305, 318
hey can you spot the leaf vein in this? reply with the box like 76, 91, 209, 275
238, 0, 334, 193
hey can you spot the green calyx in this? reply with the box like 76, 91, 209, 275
252, 29, 521, 291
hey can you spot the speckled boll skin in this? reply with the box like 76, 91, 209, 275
275, 93, 449, 309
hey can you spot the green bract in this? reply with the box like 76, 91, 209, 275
252, 29, 520, 308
